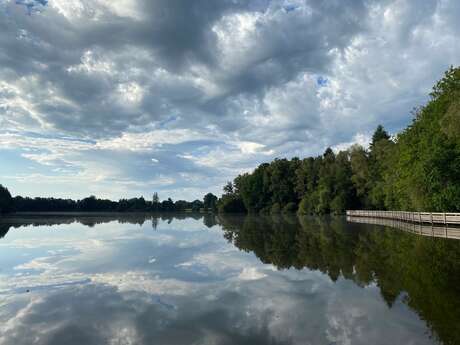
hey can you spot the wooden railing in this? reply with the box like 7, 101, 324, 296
346, 210, 460, 226
347, 216, 460, 240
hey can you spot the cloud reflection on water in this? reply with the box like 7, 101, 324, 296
0, 215, 442, 345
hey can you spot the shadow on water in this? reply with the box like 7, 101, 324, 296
218, 214, 460, 345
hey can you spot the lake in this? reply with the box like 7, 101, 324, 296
0, 214, 459, 345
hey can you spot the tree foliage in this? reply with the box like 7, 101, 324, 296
203, 193, 218, 211
3, 192, 206, 213
217, 182, 247, 213
0, 184, 13, 214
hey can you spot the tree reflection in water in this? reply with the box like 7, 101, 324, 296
1, 213, 459, 344
219, 214, 460, 345
0, 212, 220, 239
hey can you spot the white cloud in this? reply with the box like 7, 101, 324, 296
49, 0, 142, 21
0, 0, 459, 199
95, 129, 204, 152
238, 267, 267, 281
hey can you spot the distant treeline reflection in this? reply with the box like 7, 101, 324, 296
219, 215, 460, 345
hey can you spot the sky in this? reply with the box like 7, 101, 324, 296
0, 0, 459, 201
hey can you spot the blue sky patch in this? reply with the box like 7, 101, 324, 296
283, 4, 298, 13
317, 76, 328, 87
15, 0, 47, 14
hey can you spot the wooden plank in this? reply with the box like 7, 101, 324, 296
346, 210, 460, 226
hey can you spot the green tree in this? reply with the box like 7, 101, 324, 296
316, 148, 336, 214
236, 164, 271, 212
386, 66, 460, 211
217, 195, 247, 213
152, 192, 160, 212
223, 182, 234, 195
161, 198, 175, 211
217, 179, 247, 213
268, 158, 300, 206
370, 125, 390, 151
368, 126, 394, 209
349, 144, 371, 208
0, 184, 13, 214
203, 193, 218, 211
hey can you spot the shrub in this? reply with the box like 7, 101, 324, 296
282, 202, 298, 213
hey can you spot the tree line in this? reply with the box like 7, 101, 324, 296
0, 186, 219, 214
217, 66, 460, 214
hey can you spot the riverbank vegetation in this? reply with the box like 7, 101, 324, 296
218, 66, 460, 214
0, 188, 219, 214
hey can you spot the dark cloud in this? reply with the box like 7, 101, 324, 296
134, 0, 243, 69
0, 0, 370, 136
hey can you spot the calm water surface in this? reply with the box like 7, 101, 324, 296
0, 214, 459, 345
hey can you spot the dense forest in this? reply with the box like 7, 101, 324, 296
219, 215, 460, 345
218, 66, 460, 214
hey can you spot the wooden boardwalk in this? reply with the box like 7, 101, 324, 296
346, 210, 460, 226
347, 215, 460, 240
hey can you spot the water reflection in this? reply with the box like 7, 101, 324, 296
347, 215, 460, 240
0, 213, 219, 238
0, 214, 458, 345
220, 215, 460, 345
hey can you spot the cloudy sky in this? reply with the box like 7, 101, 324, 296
0, 0, 459, 201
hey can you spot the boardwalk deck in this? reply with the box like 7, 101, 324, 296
346, 210, 460, 226
347, 216, 460, 240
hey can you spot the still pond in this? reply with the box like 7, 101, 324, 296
0, 214, 459, 345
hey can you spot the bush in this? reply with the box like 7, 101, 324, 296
282, 202, 298, 213
218, 195, 247, 213
270, 203, 281, 214
259, 206, 271, 215
330, 193, 347, 215
297, 194, 318, 215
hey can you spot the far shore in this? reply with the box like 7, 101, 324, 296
1, 211, 211, 217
